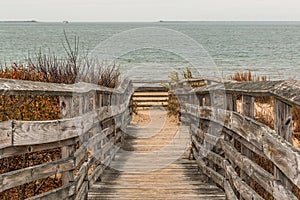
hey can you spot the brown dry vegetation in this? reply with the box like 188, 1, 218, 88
254, 97, 275, 129
230, 71, 300, 148
293, 106, 300, 149
230, 71, 275, 128
293, 106, 300, 133
0, 63, 64, 200
166, 70, 300, 198
0, 148, 62, 200
168, 92, 181, 118
229, 71, 268, 82
0, 34, 121, 199
230, 71, 300, 198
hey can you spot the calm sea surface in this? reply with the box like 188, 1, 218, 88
0, 22, 299, 80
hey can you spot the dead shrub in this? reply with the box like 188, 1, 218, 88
0, 32, 121, 199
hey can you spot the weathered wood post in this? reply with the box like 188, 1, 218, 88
226, 93, 233, 111
274, 99, 292, 142
78, 93, 92, 199
223, 92, 239, 197
78, 94, 89, 115
240, 95, 255, 193
187, 93, 193, 105
90, 91, 98, 149
79, 94, 90, 143
96, 91, 102, 109
60, 96, 75, 186
204, 93, 211, 107
122, 83, 133, 141
242, 95, 254, 118
192, 93, 199, 106
203, 91, 217, 183
226, 93, 237, 112
224, 93, 236, 145
119, 92, 125, 144
197, 94, 204, 107
105, 91, 114, 160
274, 98, 293, 189
98, 91, 106, 161
224, 92, 238, 148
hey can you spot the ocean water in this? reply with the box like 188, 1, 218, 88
0, 21, 299, 80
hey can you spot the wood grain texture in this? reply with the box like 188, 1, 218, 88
224, 161, 264, 200
186, 103, 300, 199
3, 77, 300, 199
74, 181, 88, 200
74, 162, 88, 192
11, 103, 129, 146
27, 183, 75, 200
271, 80, 300, 107
183, 105, 264, 151
0, 78, 133, 199
221, 140, 297, 199
0, 120, 12, 148
273, 98, 293, 190
88, 111, 225, 200
274, 98, 292, 143
0, 157, 74, 192
0, 137, 77, 159
177, 80, 300, 107
262, 131, 300, 187
0, 78, 132, 96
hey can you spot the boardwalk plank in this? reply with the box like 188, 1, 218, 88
88, 109, 225, 200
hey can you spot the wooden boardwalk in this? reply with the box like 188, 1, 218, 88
2, 78, 300, 199
88, 109, 225, 199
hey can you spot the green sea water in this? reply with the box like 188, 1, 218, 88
0, 21, 299, 80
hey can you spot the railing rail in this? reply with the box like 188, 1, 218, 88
1, 77, 300, 199
178, 79, 300, 199
0, 78, 133, 199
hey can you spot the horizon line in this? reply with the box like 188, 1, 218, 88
1, 20, 300, 23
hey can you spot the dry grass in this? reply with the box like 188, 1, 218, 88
254, 97, 275, 129
0, 148, 62, 199
168, 92, 181, 118
0, 33, 121, 199
230, 71, 300, 198
0, 32, 120, 87
231, 72, 275, 130
251, 179, 274, 200
293, 106, 300, 132
236, 97, 275, 130
292, 106, 300, 149
230, 71, 275, 129
229, 71, 267, 82
0, 176, 62, 200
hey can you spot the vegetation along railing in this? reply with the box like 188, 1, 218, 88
178, 79, 300, 199
1, 77, 300, 199
0, 78, 133, 199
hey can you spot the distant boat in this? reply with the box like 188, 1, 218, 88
63, 21, 69, 24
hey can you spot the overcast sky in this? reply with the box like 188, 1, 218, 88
1, 0, 300, 22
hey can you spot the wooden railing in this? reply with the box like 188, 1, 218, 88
0, 78, 133, 199
2, 77, 300, 199
178, 79, 300, 199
